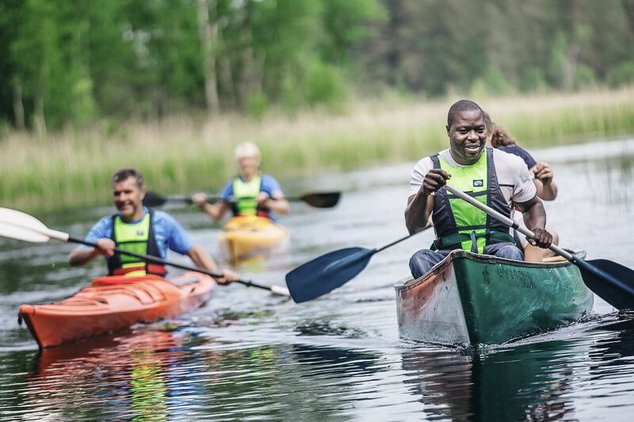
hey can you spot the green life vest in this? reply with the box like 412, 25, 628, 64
107, 211, 165, 276
232, 174, 263, 216
430, 148, 515, 253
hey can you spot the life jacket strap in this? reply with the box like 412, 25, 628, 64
431, 230, 516, 252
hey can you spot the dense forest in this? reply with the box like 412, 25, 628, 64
1, 0, 633, 133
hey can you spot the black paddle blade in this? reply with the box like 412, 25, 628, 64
286, 247, 375, 303
143, 192, 195, 207
298, 192, 341, 208
578, 258, 634, 310
143, 192, 168, 207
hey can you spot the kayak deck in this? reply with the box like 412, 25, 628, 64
218, 215, 289, 262
18, 272, 215, 348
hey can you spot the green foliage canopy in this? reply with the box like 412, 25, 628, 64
0, 0, 633, 131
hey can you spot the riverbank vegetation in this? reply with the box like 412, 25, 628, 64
2, 87, 634, 212
2, 0, 634, 211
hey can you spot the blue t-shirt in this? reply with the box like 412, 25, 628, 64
81, 207, 193, 259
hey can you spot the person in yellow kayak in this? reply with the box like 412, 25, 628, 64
193, 141, 289, 221
68, 168, 239, 283
405, 99, 553, 279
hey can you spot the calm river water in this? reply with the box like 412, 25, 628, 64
2, 139, 634, 421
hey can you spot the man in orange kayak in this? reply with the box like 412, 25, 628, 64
192, 141, 289, 221
68, 168, 239, 283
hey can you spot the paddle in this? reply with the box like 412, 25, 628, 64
143, 191, 341, 209
285, 229, 430, 303
444, 184, 634, 310
0, 207, 290, 297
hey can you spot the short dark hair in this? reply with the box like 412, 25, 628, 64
112, 168, 144, 188
447, 99, 484, 128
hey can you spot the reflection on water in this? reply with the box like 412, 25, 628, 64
402, 312, 634, 421
21, 328, 180, 420
4, 314, 633, 420
295, 320, 368, 339
403, 341, 584, 421
2, 321, 382, 420
2, 139, 634, 419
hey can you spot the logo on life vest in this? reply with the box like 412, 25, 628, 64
473, 179, 484, 188
136, 230, 145, 236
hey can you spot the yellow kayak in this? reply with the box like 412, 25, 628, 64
218, 216, 289, 262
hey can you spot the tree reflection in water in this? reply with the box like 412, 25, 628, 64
401, 311, 634, 421
27, 326, 197, 420
401, 339, 585, 420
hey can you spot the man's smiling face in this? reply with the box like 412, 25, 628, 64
446, 109, 487, 165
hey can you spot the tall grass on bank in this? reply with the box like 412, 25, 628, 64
2, 88, 634, 213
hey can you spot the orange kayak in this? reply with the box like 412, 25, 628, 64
218, 215, 289, 262
18, 272, 215, 348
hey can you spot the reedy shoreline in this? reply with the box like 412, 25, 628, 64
3, 88, 634, 213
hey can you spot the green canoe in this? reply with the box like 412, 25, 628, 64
394, 250, 594, 346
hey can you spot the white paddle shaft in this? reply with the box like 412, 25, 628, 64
444, 184, 574, 260
0, 207, 289, 297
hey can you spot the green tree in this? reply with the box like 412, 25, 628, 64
2, 0, 634, 129
0, 0, 24, 129
123, 0, 204, 118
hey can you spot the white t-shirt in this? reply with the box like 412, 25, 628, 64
408, 147, 536, 206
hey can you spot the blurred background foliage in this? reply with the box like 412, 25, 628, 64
0, 0, 633, 133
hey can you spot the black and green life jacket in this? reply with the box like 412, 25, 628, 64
107, 210, 166, 276
430, 148, 515, 253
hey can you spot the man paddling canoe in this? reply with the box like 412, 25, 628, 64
68, 168, 239, 283
192, 141, 289, 221
405, 99, 553, 279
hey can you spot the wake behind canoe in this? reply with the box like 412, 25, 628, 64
394, 250, 594, 346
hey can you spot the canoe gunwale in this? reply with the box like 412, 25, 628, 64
394, 250, 585, 292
